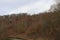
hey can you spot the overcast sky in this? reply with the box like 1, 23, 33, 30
0, 0, 55, 15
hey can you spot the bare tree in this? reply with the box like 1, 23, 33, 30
50, 0, 60, 12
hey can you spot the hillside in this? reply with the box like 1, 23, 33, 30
0, 12, 60, 40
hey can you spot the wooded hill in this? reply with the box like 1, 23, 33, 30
0, 11, 60, 40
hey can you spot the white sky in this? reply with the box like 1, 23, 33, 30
0, 0, 55, 15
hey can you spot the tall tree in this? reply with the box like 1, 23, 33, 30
50, 0, 60, 12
